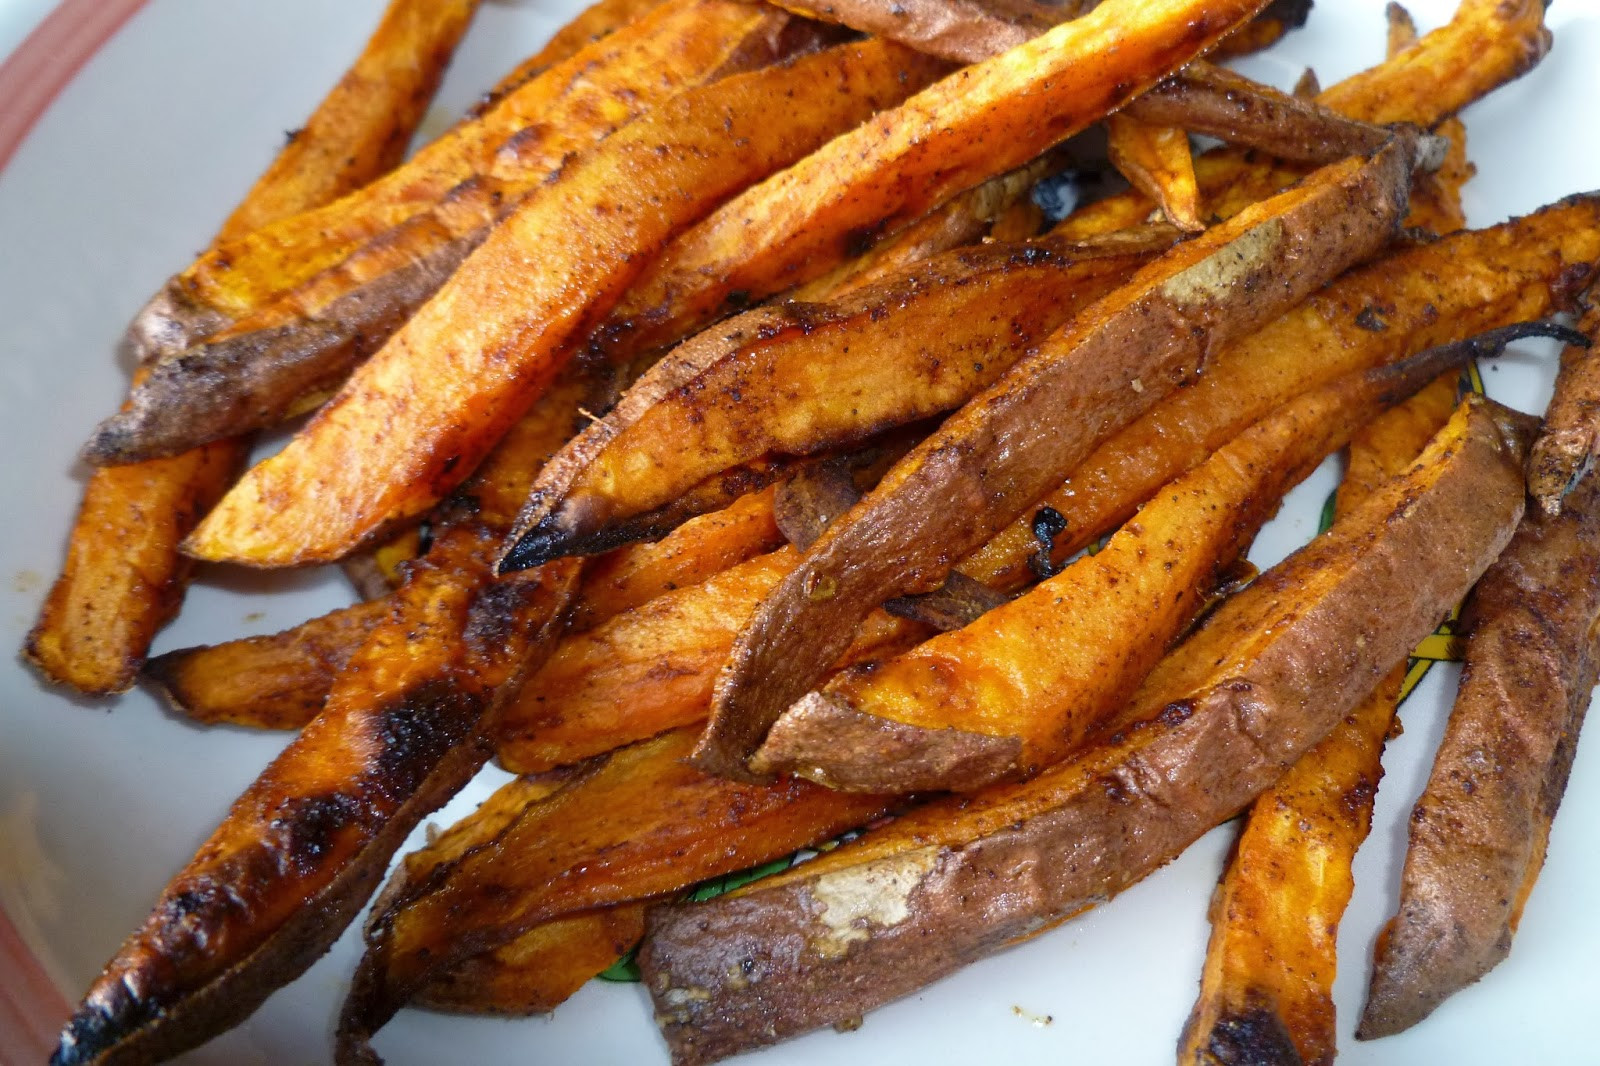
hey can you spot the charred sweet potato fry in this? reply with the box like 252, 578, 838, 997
143, 598, 390, 730
415, 904, 649, 1015
1360, 470, 1600, 1038
509, 235, 1166, 564
1178, 374, 1467, 1066
183, 38, 946, 568
23, 0, 473, 694
1105, 115, 1202, 231
496, 549, 925, 774
337, 728, 895, 1058
586, 0, 1270, 364
639, 396, 1530, 1065
694, 134, 1426, 780
51, 533, 580, 1066
961, 194, 1600, 589
752, 331, 1547, 794
125, 0, 483, 361
87, 0, 811, 465
1528, 292, 1600, 513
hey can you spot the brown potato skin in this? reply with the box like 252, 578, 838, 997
1359, 470, 1600, 1038
590, 0, 1267, 364
640, 398, 1528, 1066
963, 194, 1600, 589
513, 239, 1158, 559
89, 0, 806, 465
337, 729, 894, 1057
1178, 372, 1460, 1066
1527, 294, 1600, 513
124, 0, 483, 361
697, 137, 1419, 780
185, 39, 947, 568
51, 537, 580, 1066
753, 352, 1472, 793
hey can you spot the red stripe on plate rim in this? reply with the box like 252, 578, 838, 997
0, 4, 149, 1058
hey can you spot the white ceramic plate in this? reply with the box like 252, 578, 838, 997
2, 1, 1598, 1063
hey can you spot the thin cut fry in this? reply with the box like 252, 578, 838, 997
1105, 115, 1203, 231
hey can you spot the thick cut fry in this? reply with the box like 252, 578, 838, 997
696, 136, 1423, 781
1106, 116, 1202, 231
571, 487, 784, 632
510, 236, 1164, 564
337, 729, 895, 1058
184, 39, 946, 568
496, 548, 925, 774
753, 334, 1529, 793
24, 0, 473, 694
1528, 294, 1600, 513
586, 0, 1269, 364
51, 532, 579, 1066
87, 0, 810, 465
143, 598, 389, 730
415, 905, 648, 1015
1360, 471, 1600, 1038
125, 0, 483, 360
640, 397, 1530, 1066
1179, 372, 1462, 1066
962, 195, 1600, 589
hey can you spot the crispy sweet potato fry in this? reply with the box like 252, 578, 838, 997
87, 0, 813, 465
496, 548, 925, 774
509, 235, 1166, 564
1106, 115, 1202, 231
1208, 0, 1312, 59
753, 331, 1553, 793
1360, 472, 1600, 1038
24, 0, 473, 694
124, 0, 483, 361
415, 905, 648, 1015
585, 0, 1270, 365
1527, 293, 1600, 513
143, 598, 389, 730
51, 533, 580, 1066
640, 396, 1531, 1066
1178, 373, 1466, 1066
184, 38, 946, 568
961, 194, 1600, 590
694, 135, 1426, 780
337, 729, 895, 1058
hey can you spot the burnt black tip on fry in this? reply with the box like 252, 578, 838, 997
1371, 320, 1589, 401
497, 520, 566, 574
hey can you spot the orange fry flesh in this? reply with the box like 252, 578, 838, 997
1105, 115, 1203, 231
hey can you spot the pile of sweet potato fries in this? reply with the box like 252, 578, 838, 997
26, 0, 1600, 1063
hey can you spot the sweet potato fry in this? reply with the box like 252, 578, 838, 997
1360, 471, 1600, 1038
337, 728, 895, 1058
752, 329, 1558, 793
508, 234, 1167, 566
1106, 115, 1202, 231
496, 548, 925, 774
125, 0, 483, 361
1208, 0, 1312, 59
764, 0, 1083, 63
183, 38, 946, 568
1178, 373, 1467, 1066
639, 396, 1530, 1065
695, 134, 1426, 780
24, 0, 473, 694
86, 0, 812, 465
1527, 292, 1600, 513
414, 904, 648, 1015
571, 487, 784, 632
961, 194, 1600, 590
51, 532, 580, 1066
587, 0, 1270, 363
143, 598, 390, 730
